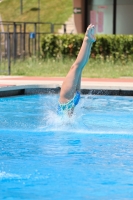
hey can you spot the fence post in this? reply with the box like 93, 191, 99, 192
64, 24, 66, 33
0, 33, 1, 63
23, 22, 26, 60
51, 23, 54, 33
13, 22, 17, 63
19, 24, 22, 59
20, 0, 23, 14
7, 32, 11, 75
34, 23, 37, 56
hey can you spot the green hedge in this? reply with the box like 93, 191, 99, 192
41, 34, 133, 63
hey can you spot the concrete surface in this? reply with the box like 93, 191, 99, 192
0, 76, 133, 97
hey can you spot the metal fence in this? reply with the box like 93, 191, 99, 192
0, 21, 67, 75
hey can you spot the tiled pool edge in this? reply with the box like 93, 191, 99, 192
1, 85, 133, 97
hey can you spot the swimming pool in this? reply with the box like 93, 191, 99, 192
0, 94, 133, 199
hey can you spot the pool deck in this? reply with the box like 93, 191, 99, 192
0, 76, 133, 97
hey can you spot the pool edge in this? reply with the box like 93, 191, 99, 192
0, 84, 133, 97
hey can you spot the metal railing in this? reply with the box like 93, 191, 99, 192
0, 21, 67, 75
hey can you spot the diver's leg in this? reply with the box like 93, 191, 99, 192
76, 73, 81, 92
59, 24, 95, 103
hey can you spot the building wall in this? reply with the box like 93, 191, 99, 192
73, 0, 133, 34
116, 0, 133, 34
87, 0, 114, 34
87, 0, 133, 34
73, 0, 85, 33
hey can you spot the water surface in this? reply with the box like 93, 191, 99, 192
0, 94, 133, 199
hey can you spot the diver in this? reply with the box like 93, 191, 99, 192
58, 24, 96, 116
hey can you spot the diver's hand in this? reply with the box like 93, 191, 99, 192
85, 24, 96, 43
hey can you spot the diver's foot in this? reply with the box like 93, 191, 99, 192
85, 24, 96, 43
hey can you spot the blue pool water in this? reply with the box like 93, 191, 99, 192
0, 94, 133, 200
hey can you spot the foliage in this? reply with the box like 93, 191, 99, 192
60, 34, 83, 57
41, 34, 83, 58
41, 34, 133, 64
42, 35, 61, 58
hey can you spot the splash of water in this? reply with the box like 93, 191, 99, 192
1, 94, 133, 135
38, 94, 133, 135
